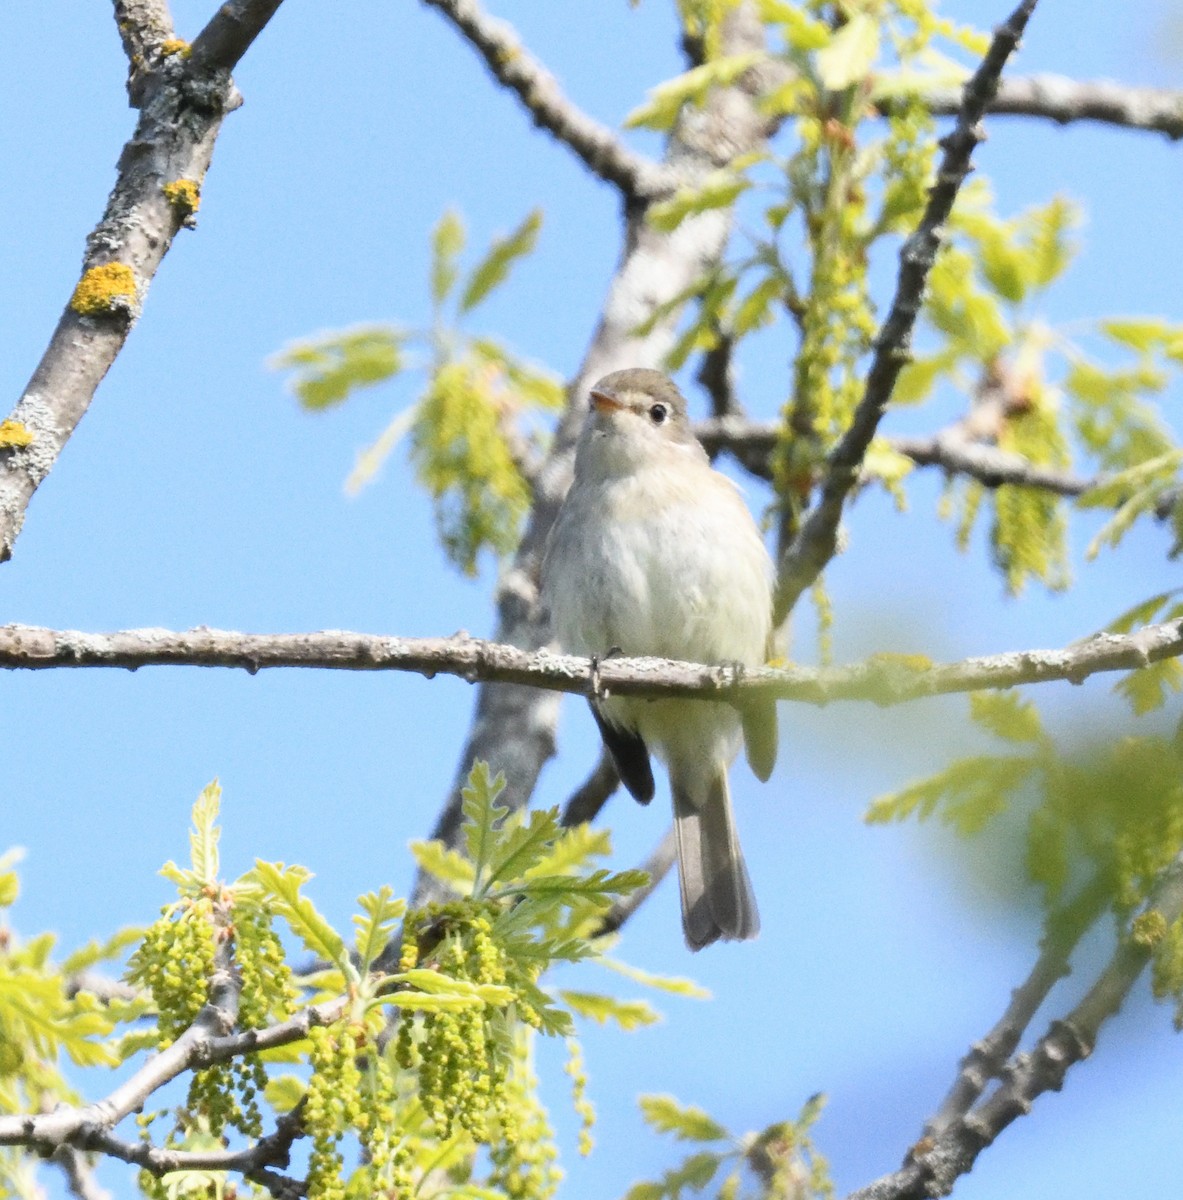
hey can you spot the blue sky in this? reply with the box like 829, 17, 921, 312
2, 1, 1182, 1197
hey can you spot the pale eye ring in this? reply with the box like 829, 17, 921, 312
648, 402, 669, 425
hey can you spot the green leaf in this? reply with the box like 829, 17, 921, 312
486, 808, 563, 889
1101, 317, 1176, 354
353, 886, 406, 973
522, 823, 611, 880
639, 1094, 728, 1142
1103, 591, 1179, 635
460, 209, 542, 313
432, 208, 466, 306
1025, 195, 1079, 288
461, 760, 509, 893
815, 13, 879, 90
598, 957, 711, 999
648, 171, 752, 234
624, 53, 763, 130
560, 990, 660, 1029
189, 780, 221, 885
0, 847, 24, 908
408, 840, 476, 892
264, 1074, 306, 1113
889, 351, 955, 406
272, 325, 404, 410
1116, 658, 1183, 716
250, 861, 350, 975
867, 754, 1037, 833
969, 692, 1044, 744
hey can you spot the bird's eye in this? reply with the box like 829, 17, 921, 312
648, 403, 669, 425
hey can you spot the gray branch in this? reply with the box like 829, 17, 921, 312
848, 853, 1183, 1200
774, 0, 1039, 623
419, 0, 670, 201
3, 617, 1180, 706
935, 73, 1183, 141
0, 0, 286, 565
697, 416, 1097, 496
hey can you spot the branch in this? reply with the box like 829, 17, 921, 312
561, 749, 621, 828
3, 617, 1181, 706
697, 416, 1097, 496
0, 0, 286, 566
50, 1146, 111, 1200
189, 0, 287, 73
774, 0, 1039, 623
925, 875, 1111, 1136
848, 853, 1183, 1200
930, 74, 1183, 142
595, 827, 679, 938
419, 0, 669, 201
112, 0, 174, 68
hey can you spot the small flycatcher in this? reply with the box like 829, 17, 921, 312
542, 368, 777, 949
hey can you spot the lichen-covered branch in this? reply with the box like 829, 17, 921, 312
774, 0, 1039, 623
3, 617, 1181, 706
930, 73, 1183, 141
112, 0, 175, 69
847, 853, 1183, 1200
0, 0, 285, 565
419, 0, 670, 201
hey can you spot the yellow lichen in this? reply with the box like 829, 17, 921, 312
0, 420, 34, 450
1133, 909, 1168, 948
163, 178, 201, 217
70, 263, 136, 318
160, 38, 190, 57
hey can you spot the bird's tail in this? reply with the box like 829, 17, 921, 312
672, 769, 759, 951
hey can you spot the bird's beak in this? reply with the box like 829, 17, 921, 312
590, 388, 624, 413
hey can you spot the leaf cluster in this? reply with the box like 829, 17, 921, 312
273, 208, 561, 576
625, 1092, 832, 1200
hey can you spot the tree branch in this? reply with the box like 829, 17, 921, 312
595, 827, 679, 938
774, 0, 1039, 623
112, 0, 175, 68
697, 416, 1097, 496
418, 0, 670, 201
189, 0, 287, 73
931, 74, 1183, 142
925, 874, 1111, 1137
848, 852, 1183, 1200
0, 0, 285, 566
3, 617, 1180, 706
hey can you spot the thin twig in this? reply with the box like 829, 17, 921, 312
2, 617, 1181, 706
419, 0, 669, 201
561, 749, 621, 828
774, 0, 1039, 623
925, 874, 1111, 1136
596, 827, 679, 938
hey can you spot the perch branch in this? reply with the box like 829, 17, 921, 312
2, 617, 1180, 706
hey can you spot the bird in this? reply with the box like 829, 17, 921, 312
542, 368, 777, 949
